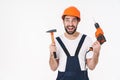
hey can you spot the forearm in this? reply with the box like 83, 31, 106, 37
49, 53, 58, 71
87, 41, 101, 70
87, 52, 100, 70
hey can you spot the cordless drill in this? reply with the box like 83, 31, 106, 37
94, 22, 106, 45
88, 22, 106, 52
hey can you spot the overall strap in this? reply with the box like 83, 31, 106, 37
75, 34, 86, 56
56, 37, 70, 57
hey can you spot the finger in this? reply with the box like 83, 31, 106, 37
94, 41, 99, 45
96, 41, 100, 44
93, 42, 97, 45
51, 42, 56, 46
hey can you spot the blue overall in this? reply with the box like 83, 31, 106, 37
56, 34, 89, 80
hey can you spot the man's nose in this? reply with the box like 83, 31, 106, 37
69, 21, 73, 26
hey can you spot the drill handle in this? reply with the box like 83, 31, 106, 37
97, 34, 106, 45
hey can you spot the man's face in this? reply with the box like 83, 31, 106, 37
63, 16, 79, 35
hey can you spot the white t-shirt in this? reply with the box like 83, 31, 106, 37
55, 33, 93, 71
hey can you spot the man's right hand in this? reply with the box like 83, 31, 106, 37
49, 43, 56, 55
49, 43, 58, 71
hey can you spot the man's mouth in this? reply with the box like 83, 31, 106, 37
67, 26, 74, 31
65, 26, 76, 34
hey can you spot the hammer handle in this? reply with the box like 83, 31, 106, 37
50, 32, 57, 58
51, 32, 55, 43
53, 52, 57, 58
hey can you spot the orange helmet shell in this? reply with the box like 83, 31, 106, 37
62, 6, 80, 20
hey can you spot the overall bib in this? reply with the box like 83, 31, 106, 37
56, 34, 89, 80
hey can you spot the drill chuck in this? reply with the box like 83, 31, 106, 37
95, 23, 100, 28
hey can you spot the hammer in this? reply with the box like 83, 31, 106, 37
46, 29, 57, 58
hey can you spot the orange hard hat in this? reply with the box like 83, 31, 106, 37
62, 6, 80, 21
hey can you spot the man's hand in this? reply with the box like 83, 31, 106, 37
87, 41, 101, 70
49, 43, 56, 55
92, 41, 101, 54
49, 43, 58, 71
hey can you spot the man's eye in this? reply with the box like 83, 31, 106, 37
73, 19, 77, 22
65, 19, 70, 22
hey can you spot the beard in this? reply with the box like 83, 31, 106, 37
65, 25, 77, 35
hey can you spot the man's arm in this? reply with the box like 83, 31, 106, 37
86, 41, 101, 70
49, 43, 59, 71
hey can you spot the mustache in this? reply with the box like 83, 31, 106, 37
66, 25, 75, 28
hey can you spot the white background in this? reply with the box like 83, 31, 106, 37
0, 0, 120, 80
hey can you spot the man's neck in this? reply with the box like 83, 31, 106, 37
64, 32, 80, 40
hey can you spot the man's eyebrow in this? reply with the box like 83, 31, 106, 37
65, 17, 70, 19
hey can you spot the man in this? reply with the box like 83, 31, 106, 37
49, 6, 101, 80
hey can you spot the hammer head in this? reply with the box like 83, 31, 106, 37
46, 29, 57, 33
